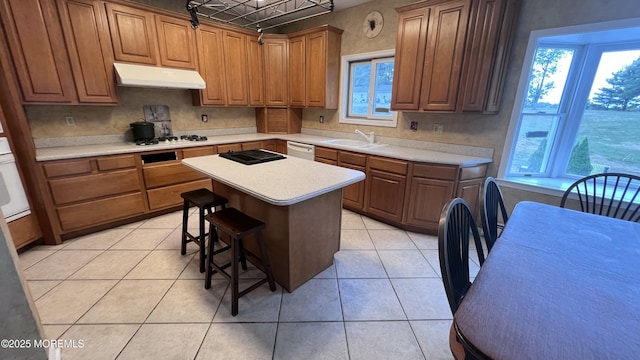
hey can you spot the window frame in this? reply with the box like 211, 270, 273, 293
339, 49, 398, 128
498, 17, 640, 194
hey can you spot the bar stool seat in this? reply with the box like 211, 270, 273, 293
205, 207, 276, 316
180, 188, 228, 273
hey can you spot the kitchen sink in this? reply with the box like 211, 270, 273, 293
322, 139, 387, 149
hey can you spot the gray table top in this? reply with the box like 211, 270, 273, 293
455, 201, 640, 359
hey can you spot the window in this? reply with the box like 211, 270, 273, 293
339, 49, 398, 127
500, 19, 640, 191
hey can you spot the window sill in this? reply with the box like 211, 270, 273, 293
499, 176, 639, 204
497, 176, 577, 198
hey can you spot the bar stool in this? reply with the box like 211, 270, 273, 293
180, 188, 228, 273
204, 208, 276, 316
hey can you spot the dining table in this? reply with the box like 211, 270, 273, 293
453, 201, 640, 359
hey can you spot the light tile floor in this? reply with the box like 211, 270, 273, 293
18, 209, 479, 360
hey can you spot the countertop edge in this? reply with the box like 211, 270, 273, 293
36, 133, 493, 167
182, 156, 367, 206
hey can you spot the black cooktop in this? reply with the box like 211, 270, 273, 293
219, 149, 285, 165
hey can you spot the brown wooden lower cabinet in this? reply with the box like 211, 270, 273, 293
57, 192, 146, 231
403, 177, 455, 230
8, 214, 42, 249
40, 148, 218, 239
146, 178, 212, 210
315, 146, 487, 234
339, 151, 366, 210
365, 169, 407, 223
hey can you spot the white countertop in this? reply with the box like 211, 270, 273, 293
35, 133, 492, 167
182, 154, 366, 206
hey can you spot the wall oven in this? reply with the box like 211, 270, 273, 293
0, 137, 30, 221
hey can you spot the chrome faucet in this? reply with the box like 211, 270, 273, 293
355, 129, 375, 144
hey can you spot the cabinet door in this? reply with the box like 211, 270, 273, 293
263, 140, 277, 152
365, 170, 406, 223
457, 178, 482, 220
155, 15, 197, 70
482, 0, 520, 113
419, 0, 470, 111
58, 0, 117, 104
195, 24, 226, 105
391, 7, 429, 111
458, 0, 504, 112
264, 38, 289, 106
305, 31, 327, 107
341, 163, 366, 210
403, 177, 455, 230
288, 36, 305, 107
247, 37, 265, 106
223, 31, 249, 106
105, 3, 158, 65
0, 0, 76, 102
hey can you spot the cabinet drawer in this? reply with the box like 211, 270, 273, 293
57, 192, 145, 231
339, 151, 367, 167
182, 146, 216, 158
368, 156, 408, 175
43, 159, 92, 178
412, 163, 457, 180
217, 143, 242, 153
242, 141, 263, 150
49, 169, 141, 205
143, 162, 207, 189
97, 155, 136, 171
459, 164, 487, 180
147, 179, 212, 210
315, 147, 337, 161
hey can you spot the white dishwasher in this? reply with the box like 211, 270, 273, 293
287, 141, 315, 160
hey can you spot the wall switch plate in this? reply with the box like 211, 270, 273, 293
319, 115, 325, 123
433, 124, 444, 134
201, 114, 208, 122
65, 116, 75, 126
410, 121, 418, 131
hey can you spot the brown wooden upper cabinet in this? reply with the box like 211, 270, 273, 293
247, 37, 265, 106
288, 26, 342, 109
105, 3, 159, 65
105, 3, 197, 70
223, 31, 250, 106
155, 15, 198, 70
263, 36, 289, 107
194, 24, 226, 106
0, 0, 77, 103
58, 0, 118, 104
391, 0, 520, 113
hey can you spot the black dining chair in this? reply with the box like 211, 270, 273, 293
438, 198, 485, 314
481, 177, 509, 252
438, 198, 486, 360
560, 173, 640, 222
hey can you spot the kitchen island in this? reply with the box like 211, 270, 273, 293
182, 153, 365, 292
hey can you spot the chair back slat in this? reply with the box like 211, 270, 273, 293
439, 198, 484, 314
560, 173, 640, 223
481, 177, 509, 252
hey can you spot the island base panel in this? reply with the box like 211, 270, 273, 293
212, 181, 342, 292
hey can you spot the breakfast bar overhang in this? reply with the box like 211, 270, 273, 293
183, 153, 366, 292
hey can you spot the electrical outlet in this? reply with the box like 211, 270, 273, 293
65, 116, 75, 126
319, 115, 325, 123
201, 114, 208, 122
410, 121, 418, 131
433, 124, 444, 134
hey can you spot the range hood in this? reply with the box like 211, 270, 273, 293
113, 63, 206, 89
